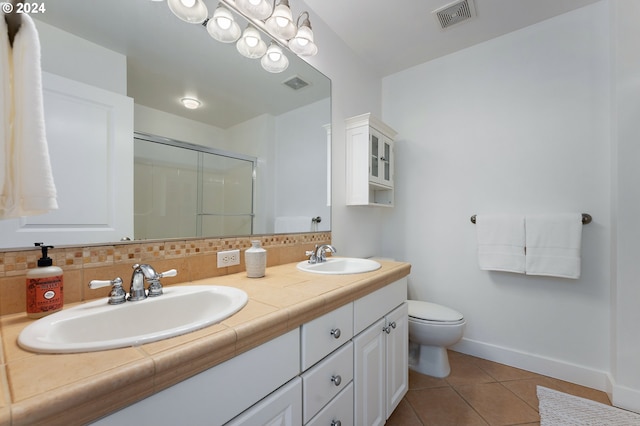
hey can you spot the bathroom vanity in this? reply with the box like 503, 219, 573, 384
0, 260, 410, 425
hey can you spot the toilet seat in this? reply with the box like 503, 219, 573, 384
408, 300, 464, 324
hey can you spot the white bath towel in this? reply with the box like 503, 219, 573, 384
0, 14, 57, 218
525, 213, 582, 279
274, 216, 312, 233
1, 15, 11, 213
476, 214, 526, 274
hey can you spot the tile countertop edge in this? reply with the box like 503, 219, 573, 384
2, 260, 411, 426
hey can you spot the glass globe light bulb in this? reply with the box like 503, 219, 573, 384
217, 16, 232, 30
180, 0, 196, 7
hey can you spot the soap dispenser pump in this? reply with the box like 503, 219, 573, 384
26, 242, 64, 318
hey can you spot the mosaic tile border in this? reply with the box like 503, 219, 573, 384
0, 232, 331, 278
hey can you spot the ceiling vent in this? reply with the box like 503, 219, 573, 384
432, 0, 477, 30
283, 75, 309, 90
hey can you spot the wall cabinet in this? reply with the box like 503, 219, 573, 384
345, 113, 397, 207
93, 278, 408, 426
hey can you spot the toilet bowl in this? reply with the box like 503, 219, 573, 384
408, 300, 465, 378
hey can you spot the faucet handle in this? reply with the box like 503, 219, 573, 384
88, 277, 126, 305
158, 269, 177, 278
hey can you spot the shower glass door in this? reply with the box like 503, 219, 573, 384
134, 133, 255, 240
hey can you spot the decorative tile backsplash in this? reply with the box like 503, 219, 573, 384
0, 232, 330, 316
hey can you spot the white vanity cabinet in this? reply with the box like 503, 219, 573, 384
346, 113, 397, 207
353, 280, 409, 426
92, 278, 408, 426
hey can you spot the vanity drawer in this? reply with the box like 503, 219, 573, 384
353, 277, 407, 335
302, 341, 353, 424
306, 382, 353, 426
301, 302, 353, 370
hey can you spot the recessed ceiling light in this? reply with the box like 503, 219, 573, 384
180, 97, 201, 109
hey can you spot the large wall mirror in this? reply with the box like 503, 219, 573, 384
0, 0, 331, 249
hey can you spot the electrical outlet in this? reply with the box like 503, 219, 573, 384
217, 249, 240, 268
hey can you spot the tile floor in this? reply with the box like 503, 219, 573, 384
387, 350, 611, 426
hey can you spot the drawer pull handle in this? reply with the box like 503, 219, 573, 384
331, 421, 342, 426
384, 321, 397, 334
330, 328, 341, 339
331, 375, 342, 386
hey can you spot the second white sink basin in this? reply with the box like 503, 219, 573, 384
18, 285, 248, 354
297, 257, 381, 275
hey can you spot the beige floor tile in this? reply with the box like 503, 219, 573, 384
454, 382, 540, 426
445, 355, 496, 386
410, 369, 449, 390
500, 376, 561, 410
470, 357, 542, 382
386, 398, 424, 426
406, 387, 489, 426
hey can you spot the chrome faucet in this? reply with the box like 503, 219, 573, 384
88, 264, 177, 304
128, 264, 178, 301
313, 244, 336, 263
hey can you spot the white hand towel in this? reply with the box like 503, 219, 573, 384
1, 14, 58, 218
1, 15, 11, 212
476, 214, 526, 274
525, 213, 583, 279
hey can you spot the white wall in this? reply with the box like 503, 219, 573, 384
35, 20, 126, 95
300, 2, 386, 258
274, 98, 331, 232
382, 2, 612, 392
611, 0, 640, 411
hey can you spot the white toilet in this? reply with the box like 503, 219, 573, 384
407, 300, 465, 378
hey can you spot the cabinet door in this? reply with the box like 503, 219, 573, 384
385, 303, 408, 418
369, 128, 383, 185
354, 318, 386, 426
380, 134, 394, 187
226, 378, 302, 426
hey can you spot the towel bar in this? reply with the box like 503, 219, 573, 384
470, 213, 592, 225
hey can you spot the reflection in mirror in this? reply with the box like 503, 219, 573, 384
0, 0, 331, 250
134, 133, 256, 240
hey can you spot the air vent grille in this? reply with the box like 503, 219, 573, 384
283, 76, 309, 90
433, 0, 476, 30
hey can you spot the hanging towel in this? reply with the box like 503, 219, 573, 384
525, 213, 582, 279
0, 14, 57, 218
1, 15, 11, 212
476, 214, 526, 274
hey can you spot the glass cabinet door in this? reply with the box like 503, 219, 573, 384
382, 139, 391, 183
370, 132, 380, 181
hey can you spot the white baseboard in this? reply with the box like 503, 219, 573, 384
611, 382, 640, 414
452, 338, 611, 392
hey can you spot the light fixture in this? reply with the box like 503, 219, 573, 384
236, 25, 267, 59
167, 0, 208, 24
261, 42, 289, 73
235, 0, 273, 20
288, 12, 317, 56
264, 0, 296, 40
162, 0, 319, 74
207, 4, 241, 43
180, 97, 202, 109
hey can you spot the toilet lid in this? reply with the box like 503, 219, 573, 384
408, 300, 464, 322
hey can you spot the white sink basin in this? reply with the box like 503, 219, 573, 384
296, 257, 381, 275
18, 285, 248, 354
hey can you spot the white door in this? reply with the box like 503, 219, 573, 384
0, 72, 133, 248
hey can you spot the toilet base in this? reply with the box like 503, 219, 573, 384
408, 342, 451, 378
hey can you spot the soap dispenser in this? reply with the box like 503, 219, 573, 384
26, 242, 64, 318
